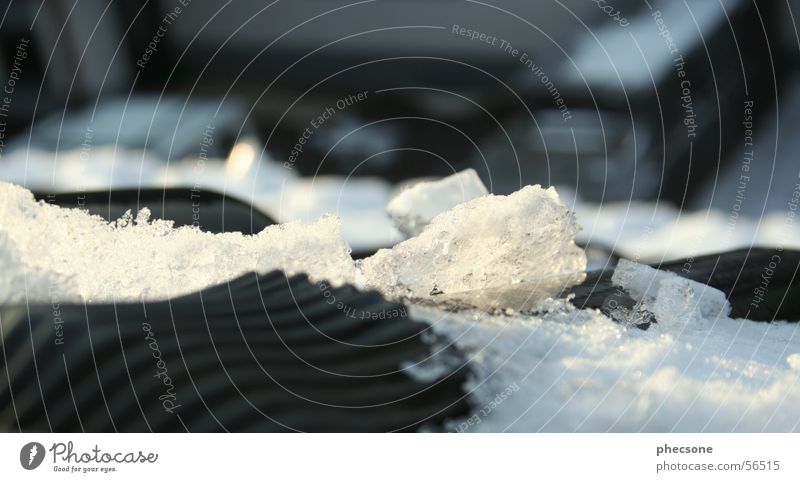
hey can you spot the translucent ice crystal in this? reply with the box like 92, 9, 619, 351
360, 185, 587, 307
612, 259, 731, 326
0, 182, 354, 304
386, 168, 489, 237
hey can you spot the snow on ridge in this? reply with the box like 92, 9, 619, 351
0, 173, 588, 308
0, 181, 355, 303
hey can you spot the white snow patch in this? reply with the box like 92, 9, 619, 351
0, 182, 355, 304
414, 302, 800, 432
386, 169, 489, 237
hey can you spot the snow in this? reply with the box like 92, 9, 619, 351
386, 168, 489, 237
360, 185, 587, 307
0, 172, 587, 308
0, 182, 354, 304
414, 302, 800, 432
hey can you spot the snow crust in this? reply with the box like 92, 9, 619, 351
1, 179, 587, 308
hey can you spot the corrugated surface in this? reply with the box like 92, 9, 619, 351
0, 271, 470, 432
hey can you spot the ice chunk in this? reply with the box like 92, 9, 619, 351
268, 176, 403, 252
360, 185, 586, 308
386, 168, 488, 237
612, 259, 731, 326
0, 182, 354, 304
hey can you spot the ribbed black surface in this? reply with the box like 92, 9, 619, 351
0, 271, 470, 432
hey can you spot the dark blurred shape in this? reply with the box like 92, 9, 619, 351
476, 0, 788, 202
161, 0, 603, 89
4, 0, 797, 205
0, 271, 471, 432
35, 188, 275, 235
569, 248, 800, 324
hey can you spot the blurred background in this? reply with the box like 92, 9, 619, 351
0, 0, 798, 263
